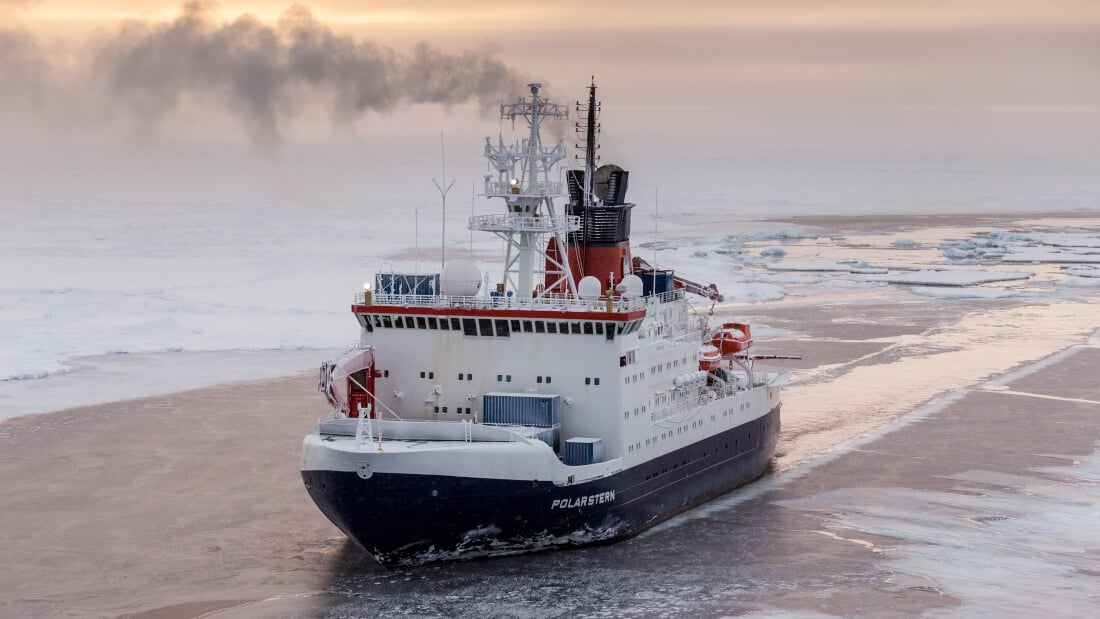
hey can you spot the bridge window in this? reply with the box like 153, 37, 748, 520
595, 322, 604, 335
478, 318, 493, 336
462, 318, 477, 336
393, 317, 404, 328
439, 317, 449, 330
560, 322, 570, 335
495, 319, 510, 337
428, 317, 438, 329
511, 319, 521, 332
450, 318, 461, 330
594, 377, 600, 385
583, 322, 594, 335
523, 320, 534, 333
536, 321, 547, 333
571, 322, 582, 334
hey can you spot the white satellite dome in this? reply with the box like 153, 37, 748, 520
616, 274, 644, 298
578, 276, 603, 300
441, 260, 482, 297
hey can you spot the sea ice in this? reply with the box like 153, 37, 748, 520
853, 269, 1033, 287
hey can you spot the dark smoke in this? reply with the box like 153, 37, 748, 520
1, 2, 532, 145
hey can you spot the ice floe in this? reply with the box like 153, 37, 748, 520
853, 269, 1033, 287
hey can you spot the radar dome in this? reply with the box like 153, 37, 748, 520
578, 276, 602, 300
616, 274, 644, 298
441, 260, 482, 297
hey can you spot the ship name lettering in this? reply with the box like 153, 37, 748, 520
551, 490, 616, 510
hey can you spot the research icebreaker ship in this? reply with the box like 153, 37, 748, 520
302, 82, 783, 565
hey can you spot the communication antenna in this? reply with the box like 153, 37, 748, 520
469, 181, 475, 254
432, 132, 455, 273
415, 208, 420, 274
654, 187, 659, 277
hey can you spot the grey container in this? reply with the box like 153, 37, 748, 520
483, 393, 561, 428
564, 437, 604, 466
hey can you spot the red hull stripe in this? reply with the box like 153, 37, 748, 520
351, 304, 646, 321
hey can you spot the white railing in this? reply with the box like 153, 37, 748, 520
355, 291, 652, 313
468, 213, 580, 233
484, 180, 563, 197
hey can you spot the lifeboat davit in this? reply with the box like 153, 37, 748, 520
698, 344, 721, 371
711, 322, 753, 356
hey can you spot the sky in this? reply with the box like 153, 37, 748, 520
2, 0, 1097, 152
2, 1, 1099, 215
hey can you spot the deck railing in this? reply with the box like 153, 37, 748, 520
354, 289, 685, 313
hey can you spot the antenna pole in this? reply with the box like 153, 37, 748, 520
654, 187, 659, 279
432, 132, 455, 274
415, 208, 420, 274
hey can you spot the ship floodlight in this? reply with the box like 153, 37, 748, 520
363, 281, 372, 291
509, 178, 519, 187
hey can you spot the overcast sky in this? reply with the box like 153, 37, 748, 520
3, 1, 1098, 155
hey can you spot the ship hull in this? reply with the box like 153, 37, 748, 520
302, 404, 779, 566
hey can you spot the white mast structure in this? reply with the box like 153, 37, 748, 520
472, 83, 580, 299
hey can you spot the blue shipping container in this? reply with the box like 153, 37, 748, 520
564, 437, 604, 466
375, 273, 440, 296
482, 393, 561, 427
639, 270, 675, 297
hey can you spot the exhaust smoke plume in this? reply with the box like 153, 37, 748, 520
1, 2, 532, 145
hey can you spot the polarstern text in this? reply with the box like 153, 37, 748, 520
552, 491, 615, 509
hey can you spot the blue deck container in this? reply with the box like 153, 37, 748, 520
483, 393, 561, 428
564, 437, 604, 466
375, 273, 440, 296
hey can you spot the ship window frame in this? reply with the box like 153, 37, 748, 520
462, 318, 478, 336
594, 377, 600, 385
495, 319, 510, 337
585, 377, 591, 385
428, 317, 438, 329
523, 320, 534, 333
546, 376, 552, 384
583, 322, 594, 335
545, 322, 556, 334
416, 316, 427, 329
451, 317, 461, 330
380, 316, 391, 328
497, 374, 503, 382
506, 374, 512, 382
457, 373, 464, 380
536, 321, 547, 333
571, 322, 582, 334
537, 376, 543, 384
393, 316, 404, 328
478, 318, 493, 337
510, 319, 522, 332
439, 317, 449, 330
559, 322, 570, 335
595, 322, 604, 335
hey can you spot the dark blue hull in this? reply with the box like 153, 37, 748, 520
302, 404, 780, 565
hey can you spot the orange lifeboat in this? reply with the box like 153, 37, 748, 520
711, 322, 753, 356
698, 344, 721, 371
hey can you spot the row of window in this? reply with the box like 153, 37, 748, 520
359, 314, 643, 339
650, 356, 693, 374
412, 372, 607, 386
434, 406, 474, 415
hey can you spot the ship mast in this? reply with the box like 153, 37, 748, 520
472, 83, 579, 299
